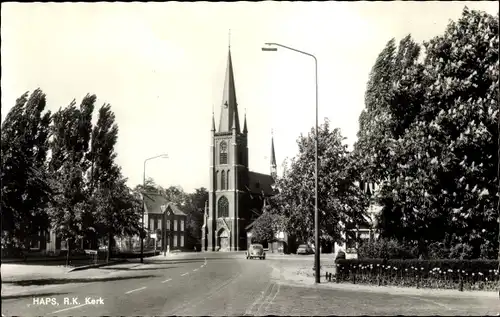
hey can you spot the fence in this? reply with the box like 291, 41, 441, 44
326, 259, 499, 292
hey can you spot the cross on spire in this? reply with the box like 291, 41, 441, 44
228, 29, 231, 48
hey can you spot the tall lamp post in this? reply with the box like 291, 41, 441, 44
141, 154, 169, 263
262, 42, 320, 283
161, 204, 168, 257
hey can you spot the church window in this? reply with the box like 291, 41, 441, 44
220, 141, 228, 164
221, 171, 226, 190
216, 171, 219, 190
226, 170, 230, 189
218, 196, 229, 218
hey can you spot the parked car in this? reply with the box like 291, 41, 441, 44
296, 244, 314, 255
246, 244, 266, 260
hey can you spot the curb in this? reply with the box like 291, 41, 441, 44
68, 259, 129, 272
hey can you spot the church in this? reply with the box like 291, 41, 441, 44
202, 47, 277, 252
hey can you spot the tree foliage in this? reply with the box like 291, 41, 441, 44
1, 89, 53, 248
354, 7, 499, 258
47, 95, 95, 255
269, 119, 369, 245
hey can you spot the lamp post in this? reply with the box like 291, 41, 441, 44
161, 204, 168, 257
262, 42, 320, 283
141, 154, 169, 263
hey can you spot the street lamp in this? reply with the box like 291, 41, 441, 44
141, 154, 169, 263
160, 204, 168, 257
262, 42, 320, 283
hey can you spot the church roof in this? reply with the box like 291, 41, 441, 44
218, 49, 241, 133
143, 192, 187, 216
248, 172, 275, 196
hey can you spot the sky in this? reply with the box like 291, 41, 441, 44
2, 2, 498, 193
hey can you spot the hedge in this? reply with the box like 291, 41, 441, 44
333, 259, 499, 291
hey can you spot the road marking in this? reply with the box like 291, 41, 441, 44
257, 283, 277, 314
245, 282, 273, 315
181, 272, 189, 276
125, 286, 146, 294
265, 283, 281, 311
161, 278, 172, 283
51, 303, 88, 314
193, 268, 198, 272
408, 295, 452, 310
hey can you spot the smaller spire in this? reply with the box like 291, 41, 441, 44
243, 109, 248, 134
270, 131, 277, 178
211, 111, 216, 132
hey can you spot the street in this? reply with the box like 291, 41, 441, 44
2, 252, 499, 316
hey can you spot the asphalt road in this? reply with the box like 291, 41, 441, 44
2, 252, 499, 316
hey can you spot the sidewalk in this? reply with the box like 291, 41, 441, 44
270, 261, 499, 299
1, 261, 147, 298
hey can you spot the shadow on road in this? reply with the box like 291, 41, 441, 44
100, 266, 179, 271
3, 274, 159, 287
2, 292, 68, 301
144, 257, 233, 264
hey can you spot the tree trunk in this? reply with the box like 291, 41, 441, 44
106, 232, 112, 263
66, 239, 70, 267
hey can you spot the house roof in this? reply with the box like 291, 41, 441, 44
143, 192, 187, 216
248, 171, 275, 196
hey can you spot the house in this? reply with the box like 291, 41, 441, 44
334, 182, 382, 259
115, 191, 188, 252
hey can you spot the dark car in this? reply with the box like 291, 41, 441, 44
296, 244, 314, 255
246, 244, 266, 260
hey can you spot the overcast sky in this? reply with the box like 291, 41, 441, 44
2, 2, 498, 193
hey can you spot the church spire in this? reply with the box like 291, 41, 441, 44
218, 47, 241, 133
270, 130, 277, 178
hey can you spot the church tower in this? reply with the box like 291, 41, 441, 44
207, 47, 249, 252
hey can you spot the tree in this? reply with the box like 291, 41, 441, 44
94, 172, 142, 262
269, 119, 369, 247
250, 211, 280, 244
86, 104, 120, 249
1, 89, 53, 250
185, 187, 208, 249
47, 95, 95, 265
354, 8, 499, 258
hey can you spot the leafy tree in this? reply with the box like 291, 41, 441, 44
163, 186, 189, 205
269, 119, 369, 247
185, 187, 208, 249
86, 104, 120, 249
1, 89, 53, 249
94, 172, 142, 262
47, 95, 95, 265
354, 8, 499, 258
250, 211, 281, 244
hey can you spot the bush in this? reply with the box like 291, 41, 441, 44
334, 258, 499, 291
357, 238, 417, 259
449, 243, 474, 260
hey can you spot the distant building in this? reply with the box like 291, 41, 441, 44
204, 46, 277, 252
334, 182, 382, 259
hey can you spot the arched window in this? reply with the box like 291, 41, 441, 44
220, 141, 228, 164
216, 171, 219, 190
226, 170, 230, 189
221, 171, 226, 190
218, 196, 229, 218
